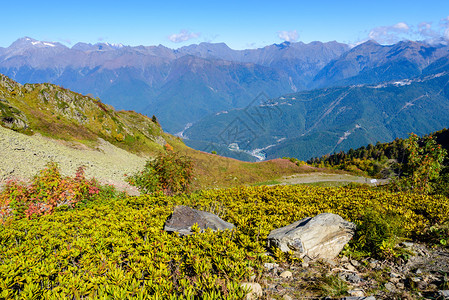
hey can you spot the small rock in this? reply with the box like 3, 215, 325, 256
389, 272, 400, 278
348, 289, 365, 297
396, 282, 405, 289
264, 263, 279, 270
280, 270, 293, 278
438, 290, 449, 299
164, 205, 235, 236
385, 282, 396, 292
341, 256, 349, 262
417, 281, 427, 290
369, 259, 380, 269
410, 277, 421, 283
344, 263, 356, 272
282, 295, 293, 300
346, 273, 362, 284
415, 268, 423, 274
342, 297, 376, 300
249, 275, 256, 282
389, 277, 400, 283
350, 259, 361, 267
241, 282, 263, 300
428, 284, 438, 290
301, 261, 309, 268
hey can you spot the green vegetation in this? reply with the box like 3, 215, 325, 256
184, 70, 449, 161
1, 74, 449, 298
0, 75, 173, 156
310, 130, 449, 196
1, 160, 449, 298
127, 147, 194, 195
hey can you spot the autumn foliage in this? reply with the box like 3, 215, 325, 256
0, 162, 100, 222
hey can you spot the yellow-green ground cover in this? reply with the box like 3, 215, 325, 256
1, 185, 448, 299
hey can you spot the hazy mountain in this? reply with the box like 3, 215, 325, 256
0, 37, 349, 132
184, 65, 449, 161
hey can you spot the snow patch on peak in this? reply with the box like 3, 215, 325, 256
30, 40, 56, 47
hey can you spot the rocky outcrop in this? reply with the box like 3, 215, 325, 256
0, 99, 28, 130
267, 213, 356, 260
164, 205, 235, 236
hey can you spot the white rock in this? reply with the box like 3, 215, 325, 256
267, 213, 356, 260
280, 271, 292, 278
348, 289, 365, 297
241, 282, 263, 300
264, 262, 279, 270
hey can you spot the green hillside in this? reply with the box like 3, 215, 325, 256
0, 74, 174, 155
0, 74, 322, 190
185, 70, 449, 161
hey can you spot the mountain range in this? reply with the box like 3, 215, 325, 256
2, 37, 449, 161
0, 38, 349, 133
184, 61, 449, 161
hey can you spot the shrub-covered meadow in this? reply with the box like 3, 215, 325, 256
1, 172, 449, 298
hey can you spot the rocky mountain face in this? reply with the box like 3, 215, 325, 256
311, 40, 449, 88
0, 38, 349, 132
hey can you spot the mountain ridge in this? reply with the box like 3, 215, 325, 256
0, 37, 350, 132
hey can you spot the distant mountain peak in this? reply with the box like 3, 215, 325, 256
9, 37, 65, 50
274, 41, 291, 49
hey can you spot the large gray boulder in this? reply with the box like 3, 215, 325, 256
267, 213, 356, 260
164, 205, 235, 236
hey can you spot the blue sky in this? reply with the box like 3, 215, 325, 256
3, 0, 449, 49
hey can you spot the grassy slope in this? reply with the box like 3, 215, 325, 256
0, 74, 329, 190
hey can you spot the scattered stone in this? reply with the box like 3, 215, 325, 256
389, 277, 400, 283
401, 242, 414, 248
346, 273, 362, 284
264, 263, 279, 270
241, 282, 263, 300
249, 275, 256, 282
341, 256, 349, 262
267, 213, 356, 259
301, 261, 309, 268
350, 259, 361, 267
282, 295, 293, 300
344, 263, 356, 272
410, 277, 421, 283
342, 297, 375, 300
348, 289, 365, 297
415, 268, 423, 274
385, 282, 396, 292
396, 282, 405, 289
417, 280, 427, 290
164, 205, 235, 236
438, 290, 449, 299
279, 271, 292, 278
390, 272, 400, 278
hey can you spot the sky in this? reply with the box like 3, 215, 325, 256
2, 0, 449, 49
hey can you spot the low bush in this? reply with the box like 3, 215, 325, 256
0, 163, 101, 223
126, 148, 194, 195
1, 183, 448, 298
